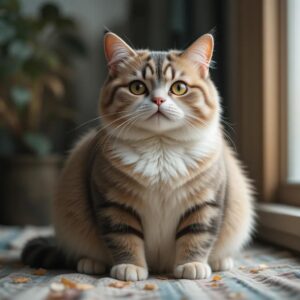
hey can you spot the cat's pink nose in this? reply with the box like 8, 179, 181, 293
152, 97, 165, 106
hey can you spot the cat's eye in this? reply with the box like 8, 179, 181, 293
170, 81, 188, 96
129, 80, 147, 95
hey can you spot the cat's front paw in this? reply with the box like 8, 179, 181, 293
210, 257, 234, 271
174, 262, 212, 279
110, 264, 148, 281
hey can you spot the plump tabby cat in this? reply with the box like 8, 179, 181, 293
22, 32, 255, 281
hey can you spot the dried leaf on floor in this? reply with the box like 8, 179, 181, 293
155, 275, 172, 280
75, 283, 95, 290
59, 277, 95, 290
143, 283, 158, 290
212, 275, 222, 281
12, 277, 31, 283
108, 281, 132, 288
228, 292, 245, 299
210, 283, 219, 288
32, 268, 47, 275
60, 277, 77, 289
250, 264, 268, 274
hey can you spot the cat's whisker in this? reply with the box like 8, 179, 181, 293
184, 113, 209, 127
95, 111, 141, 135
184, 119, 198, 132
68, 109, 137, 134
88, 111, 145, 156
220, 117, 236, 135
101, 109, 150, 153
223, 130, 237, 152
110, 110, 150, 139
102, 117, 137, 152
103, 116, 138, 153
100, 115, 138, 151
109, 117, 139, 151
115, 111, 150, 141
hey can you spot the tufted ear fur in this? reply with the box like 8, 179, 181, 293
181, 34, 214, 78
104, 32, 136, 74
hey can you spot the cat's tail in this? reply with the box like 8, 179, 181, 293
21, 237, 72, 269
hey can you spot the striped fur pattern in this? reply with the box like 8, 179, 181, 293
28, 33, 255, 281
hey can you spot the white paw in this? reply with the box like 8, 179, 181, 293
174, 262, 212, 279
77, 258, 105, 275
110, 264, 148, 281
210, 257, 234, 271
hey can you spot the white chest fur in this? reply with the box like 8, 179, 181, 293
111, 134, 218, 185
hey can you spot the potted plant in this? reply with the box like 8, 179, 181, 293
0, 0, 86, 225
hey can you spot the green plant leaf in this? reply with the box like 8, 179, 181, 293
0, 0, 20, 12
23, 58, 46, 78
23, 132, 52, 156
10, 85, 32, 108
0, 58, 21, 77
8, 39, 33, 61
0, 20, 16, 44
44, 53, 60, 70
40, 3, 60, 21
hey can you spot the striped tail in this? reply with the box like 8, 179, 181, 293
21, 237, 70, 269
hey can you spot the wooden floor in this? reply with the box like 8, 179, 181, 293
1, 226, 300, 300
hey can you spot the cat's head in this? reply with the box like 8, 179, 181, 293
100, 32, 220, 141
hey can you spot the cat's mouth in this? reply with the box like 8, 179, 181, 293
147, 110, 170, 120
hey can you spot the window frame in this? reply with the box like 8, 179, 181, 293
228, 0, 300, 250
230, 0, 300, 206
279, 0, 300, 206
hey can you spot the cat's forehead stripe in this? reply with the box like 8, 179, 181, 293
142, 63, 154, 80
163, 63, 175, 81
150, 51, 168, 81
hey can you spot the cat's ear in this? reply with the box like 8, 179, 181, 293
181, 34, 214, 78
104, 32, 136, 74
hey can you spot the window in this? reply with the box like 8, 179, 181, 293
229, 0, 300, 251
280, 0, 300, 207
287, 0, 300, 183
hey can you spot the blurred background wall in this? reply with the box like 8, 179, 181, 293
21, 0, 231, 134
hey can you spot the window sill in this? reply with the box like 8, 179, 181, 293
257, 203, 300, 252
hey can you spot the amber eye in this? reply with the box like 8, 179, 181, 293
129, 80, 147, 95
170, 81, 188, 96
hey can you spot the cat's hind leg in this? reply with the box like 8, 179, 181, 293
209, 148, 255, 273
77, 258, 106, 275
